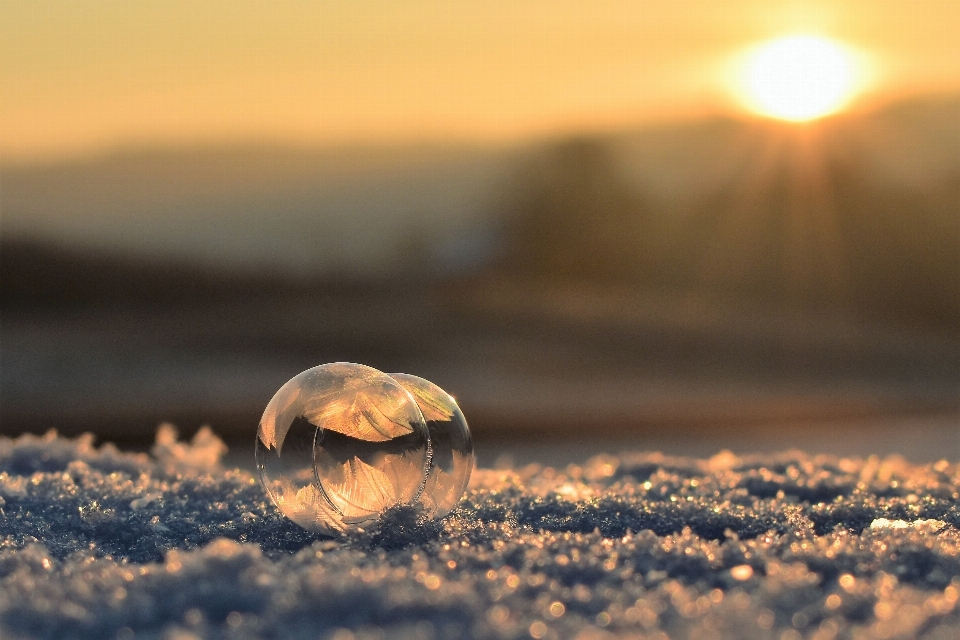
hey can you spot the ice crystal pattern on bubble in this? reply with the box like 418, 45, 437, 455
255, 363, 473, 533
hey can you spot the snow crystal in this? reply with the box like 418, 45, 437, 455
2, 430, 959, 639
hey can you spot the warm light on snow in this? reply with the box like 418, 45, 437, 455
2, 429, 959, 639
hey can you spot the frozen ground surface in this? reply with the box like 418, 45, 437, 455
2, 428, 959, 640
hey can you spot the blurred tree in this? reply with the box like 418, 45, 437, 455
501, 138, 664, 285
496, 129, 958, 331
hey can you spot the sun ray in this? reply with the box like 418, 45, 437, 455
687, 117, 861, 325
693, 124, 791, 295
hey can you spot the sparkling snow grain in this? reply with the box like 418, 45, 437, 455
1, 428, 959, 639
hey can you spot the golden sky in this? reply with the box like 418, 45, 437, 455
2, 0, 959, 161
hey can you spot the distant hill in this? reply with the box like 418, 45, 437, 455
3, 95, 958, 328
1, 143, 513, 276
498, 97, 960, 329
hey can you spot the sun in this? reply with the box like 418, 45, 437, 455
739, 35, 860, 122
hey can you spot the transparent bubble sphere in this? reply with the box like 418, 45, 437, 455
388, 373, 474, 518
255, 363, 473, 533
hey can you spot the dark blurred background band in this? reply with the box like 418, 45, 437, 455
3, 100, 957, 459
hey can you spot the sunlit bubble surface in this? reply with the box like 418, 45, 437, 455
255, 363, 473, 533
256, 363, 430, 533
390, 373, 474, 518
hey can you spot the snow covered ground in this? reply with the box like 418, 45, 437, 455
2, 428, 959, 639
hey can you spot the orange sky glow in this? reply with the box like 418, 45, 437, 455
2, 0, 959, 162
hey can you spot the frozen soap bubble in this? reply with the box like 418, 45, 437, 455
255, 363, 473, 533
256, 363, 430, 533
390, 373, 474, 518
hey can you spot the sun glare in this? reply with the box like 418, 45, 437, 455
740, 35, 860, 122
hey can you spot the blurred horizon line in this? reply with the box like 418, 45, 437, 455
3, 88, 956, 168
